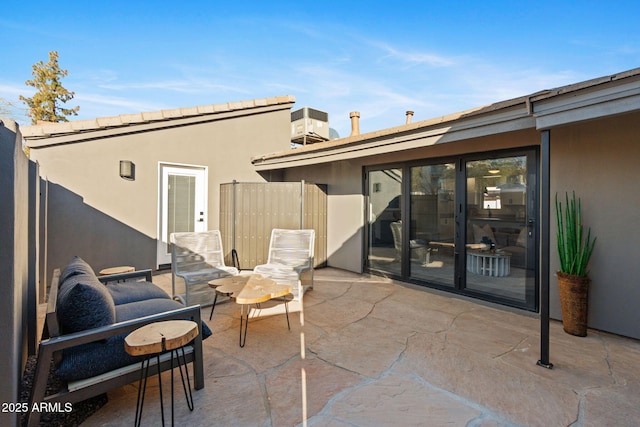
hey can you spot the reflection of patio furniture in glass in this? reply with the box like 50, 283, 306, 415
467, 250, 511, 277
428, 241, 487, 252
390, 220, 427, 261
170, 230, 239, 307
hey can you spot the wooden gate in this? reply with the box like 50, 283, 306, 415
219, 181, 327, 270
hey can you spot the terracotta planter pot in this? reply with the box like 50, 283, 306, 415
557, 272, 590, 336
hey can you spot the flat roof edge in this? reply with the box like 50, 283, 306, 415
22, 95, 296, 140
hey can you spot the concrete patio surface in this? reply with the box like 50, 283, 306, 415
82, 268, 640, 426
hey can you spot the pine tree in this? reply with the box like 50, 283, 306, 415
20, 51, 80, 124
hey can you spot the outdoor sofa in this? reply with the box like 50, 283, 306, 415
26, 256, 210, 427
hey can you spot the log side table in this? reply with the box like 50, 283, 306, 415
125, 320, 198, 426
99, 265, 135, 276
209, 274, 292, 347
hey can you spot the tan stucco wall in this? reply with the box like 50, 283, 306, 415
549, 112, 640, 338
284, 117, 640, 339
282, 159, 364, 272
29, 107, 293, 277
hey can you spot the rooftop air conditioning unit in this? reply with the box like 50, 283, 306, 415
291, 107, 330, 145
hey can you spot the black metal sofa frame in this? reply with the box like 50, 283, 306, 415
26, 268, 205, 427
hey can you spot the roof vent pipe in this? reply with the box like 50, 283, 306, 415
349, 111, 360, 136
406, 110, 414, 124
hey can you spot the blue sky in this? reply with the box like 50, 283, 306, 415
1, 1, 638, 136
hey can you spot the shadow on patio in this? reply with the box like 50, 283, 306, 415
82, 268, 640, 426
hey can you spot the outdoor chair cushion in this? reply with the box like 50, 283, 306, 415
54, 257, 212, 382
55, 333, 144, 381
107, 281, 171, 305
58, 256, 98, 285
56, 298, 212, 381
57, 272, 116, 334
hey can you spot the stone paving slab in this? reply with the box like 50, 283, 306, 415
265, 356, 363, 426
397, 332, 580, 426
327, 373, 483, 426
81, 268, 640, 427
309, 316, 415, 378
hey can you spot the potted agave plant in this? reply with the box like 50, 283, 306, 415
555, 192, 596, 336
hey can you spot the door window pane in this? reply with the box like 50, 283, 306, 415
409, 163, 455, 286
465, 156, 534, 305
166, 174, 196, 252
367, 169, 402, 276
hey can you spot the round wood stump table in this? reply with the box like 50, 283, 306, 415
99, 265, 135, 276
209, 274, 292, 347
125, 320, 198, 426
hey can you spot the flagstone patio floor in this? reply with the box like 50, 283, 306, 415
82, 268, 640, 426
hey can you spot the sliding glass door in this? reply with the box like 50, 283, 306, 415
367, 168, 403, 276
464, 155, 536, 307
409, 163, 456, 287
365, 149, 538, 311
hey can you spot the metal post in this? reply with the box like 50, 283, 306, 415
537, 130, 553, 369
232, 180, 237, 251
300, 180, 305, 229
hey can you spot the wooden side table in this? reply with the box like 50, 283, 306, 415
209, 274, 292, 347
125, 320, 198, 426
99, 265, 135, 276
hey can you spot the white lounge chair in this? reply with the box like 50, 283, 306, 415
253, 228, 315, 301
170, 230, 239, 307
390, 220, 427, 261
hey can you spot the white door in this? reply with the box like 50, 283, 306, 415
157, 164, 207, 267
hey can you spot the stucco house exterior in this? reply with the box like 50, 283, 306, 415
23, 96, 296, 285
20, 68, 640, 344
3, 67, 639, 425
252, 68, 640, 340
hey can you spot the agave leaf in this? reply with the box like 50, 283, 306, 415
555, 192, 596, 276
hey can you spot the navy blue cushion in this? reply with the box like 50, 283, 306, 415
57, 273, 116, 334
116, 299, 212, 339
115, 298, 188, 322
55, 333, 143, 381
107, 281, 171, 305
56, 299, 212, 381
59, 256, 96, 285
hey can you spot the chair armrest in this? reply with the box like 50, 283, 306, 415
98, 268, 153, 284
40, 305, 200, 352
44, 269, 62, 339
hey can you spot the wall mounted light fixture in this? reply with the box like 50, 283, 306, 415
119, 160, 135, 180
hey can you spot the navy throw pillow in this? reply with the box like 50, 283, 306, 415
57, 273, 116, 334
107, 281, 171, 305
58, 256, 96, 285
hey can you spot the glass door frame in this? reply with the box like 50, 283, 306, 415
157, 163, 208, 268
364, 147, 539, 311
458, 149, 539, 311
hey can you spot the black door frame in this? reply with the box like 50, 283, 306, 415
364, 146, 540, 311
